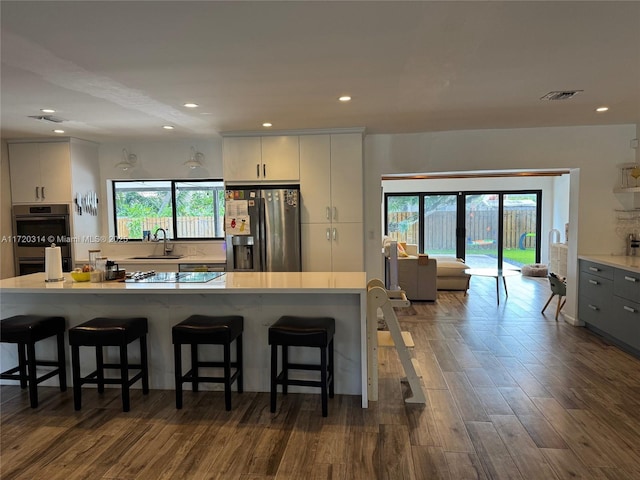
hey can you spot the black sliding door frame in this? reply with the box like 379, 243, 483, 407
385, 189, 542, 266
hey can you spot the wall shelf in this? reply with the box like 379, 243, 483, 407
616, 163, 640, 191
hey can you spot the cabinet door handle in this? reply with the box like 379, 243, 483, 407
623, 305, 636, 313
41, 186, 45, 199
332, 228, 337, 241
263, 164, 266, 178
256, 164, 260, 178
588, 304, 599, 311
326, 207, 331, 220
333, 207, 337, 220
589, 267, 600, 272
326, 228, 331, 241
588, 279, 599, 285
624, 276, 637, 282
35, 186, 39, 199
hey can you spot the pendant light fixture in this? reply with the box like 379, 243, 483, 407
184, 146, 204, 169
115, 148, 137, 171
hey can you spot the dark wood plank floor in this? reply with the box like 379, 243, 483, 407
2, 274, 640, 479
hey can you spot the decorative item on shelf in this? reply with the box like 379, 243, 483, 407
115, 148, 137, 171
631, 167, 640, 187
184, 146, 204, 169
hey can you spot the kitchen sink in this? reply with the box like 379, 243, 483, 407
129, 255, 184, 259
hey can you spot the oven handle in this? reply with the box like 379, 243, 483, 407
14, 215, 68, 222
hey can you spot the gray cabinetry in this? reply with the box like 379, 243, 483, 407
579, 259, 640, 355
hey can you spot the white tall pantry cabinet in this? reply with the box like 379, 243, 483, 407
299, 133, 363, 272
7, 138, 101, 263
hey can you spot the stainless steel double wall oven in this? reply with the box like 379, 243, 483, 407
12, 204, 72, 275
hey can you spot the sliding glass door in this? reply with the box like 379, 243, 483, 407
423, 194, 458, 256
465, 194, 500, 268
385, 190, 541, 270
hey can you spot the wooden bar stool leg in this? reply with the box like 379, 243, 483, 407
282, 346, 288, 395
328, 338, 335, 398
17, 343, 27, 389
174, 343, 183, 409
72, 345, 82, 411
140, 335, 149, 394
321, 346, 328, 417
191, 343, 199, 392
26, 341, 38, 408
120, 344, 130, 412
270, 344, 277, 413
224, 342, 232, 411
56, 332, 67, 391
96, 346, 105, 394
236, 335, 243, 393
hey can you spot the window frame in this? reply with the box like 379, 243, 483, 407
111, 179, 225, 241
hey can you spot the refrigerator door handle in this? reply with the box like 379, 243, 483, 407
259, 198, 267, 271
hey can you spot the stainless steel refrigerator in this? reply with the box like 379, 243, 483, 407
225, 186, 301, 272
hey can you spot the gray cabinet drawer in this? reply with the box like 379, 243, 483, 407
579, 295, 612, 331
612, 296, 640, 350
580, 260, 614, 279
614, 269, 640, 303
579, 272, 613, 301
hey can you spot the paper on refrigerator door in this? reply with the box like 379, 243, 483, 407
225, 200, 251, 235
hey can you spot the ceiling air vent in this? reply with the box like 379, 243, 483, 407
28, 115, 65, 123
540, 90, 583, 101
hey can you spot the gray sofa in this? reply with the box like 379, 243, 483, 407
396, 245, 470, 300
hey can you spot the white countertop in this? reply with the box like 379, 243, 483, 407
579, 254, 640, 273
0, 272, 367, 294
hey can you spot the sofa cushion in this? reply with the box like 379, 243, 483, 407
431, 256, 469, 276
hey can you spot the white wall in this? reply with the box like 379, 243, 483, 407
365, 124, 638, 323
97, 138, 222, 242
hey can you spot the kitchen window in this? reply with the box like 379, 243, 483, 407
112, 180, 225, 240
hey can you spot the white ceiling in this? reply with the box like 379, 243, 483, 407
2, 1, 639, 143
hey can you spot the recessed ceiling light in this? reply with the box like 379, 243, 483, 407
595, 106, 609, 112
163, 125, 175, 130
183, 103, 199, 108
262, 122, 273, 127
41, 108, 56, 113
53, 129, 65, 134
338, 96, 352, 102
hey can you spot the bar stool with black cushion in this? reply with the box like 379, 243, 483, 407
68, 317, 149, 412
0, 315, 67, 408
172, 315, 243, 411
269, 315, 335, 417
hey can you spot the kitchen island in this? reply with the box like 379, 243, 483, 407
0, 271, 368, 407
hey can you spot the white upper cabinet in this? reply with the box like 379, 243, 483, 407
260, 136, 300, 182
222, 137, 262, 182
9, 142, 72, 204
299, 135, 332, 223
223, 135, 299, 183
330, 133, 363, 223
299, 133, 363, 224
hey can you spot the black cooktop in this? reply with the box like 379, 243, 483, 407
125, 272, 225, 283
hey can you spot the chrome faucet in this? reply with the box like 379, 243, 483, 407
154, 228, 170, 255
